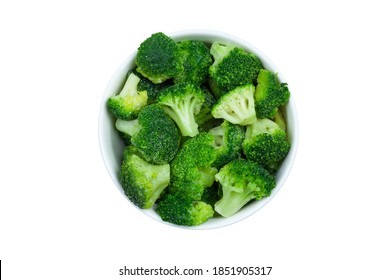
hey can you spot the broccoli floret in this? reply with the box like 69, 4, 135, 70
120, 147, 170, 209
174, 40, 213, 85
195, 86, 216, 126
243, 118, 290, 173
157, 83, 205, 137
135, 32, 184, 84
156, 194, 214, 226
214, 159, 276, 217
255, 69, 290, 119
107, 73, 148, 120
209, 120, 245, 169
209, 42, 262, 96
115, 104, 180, 164
211, 84, 257, 125
170, 133, 218, 200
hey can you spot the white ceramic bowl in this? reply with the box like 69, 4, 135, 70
98, 29, 299, 229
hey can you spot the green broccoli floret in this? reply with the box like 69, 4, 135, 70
214, 159, 276, 217
115, 104, 180, 164
174, 40, 213, 85
107, 73, 148, 120
120, 147, 170, 209
211, 84, 257, 125
157, 83, 205, 137
195, 86, 216, 126
156, 193, 214, 226
255, 69, 290, 119
243, 118, 290, 173
209, 42, 262, 96
135, 32, 184, 84
209, 120, 245, 169
170, 133, 218, 200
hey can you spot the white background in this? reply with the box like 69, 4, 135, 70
1, 0, 389, 279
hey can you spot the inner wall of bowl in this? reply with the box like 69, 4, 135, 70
99, 52, 136, 192
100, 30, 298, 230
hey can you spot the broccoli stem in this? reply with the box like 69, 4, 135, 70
209, 126, 224, 147
210, 43, 235, 65
198, 167, 218, 188
115, 119, 141, 137
119, 73, 140, 97
214, 187, 256, 217
245, 118, 279, 139
163, 95, 199, 137
216, 99, 256, 126
147, 164, 171, 207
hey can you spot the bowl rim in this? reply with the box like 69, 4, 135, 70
98, 29, 299, 230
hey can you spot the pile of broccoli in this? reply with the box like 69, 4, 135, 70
107, 32, 291, 226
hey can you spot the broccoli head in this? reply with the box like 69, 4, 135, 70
243, 118, 290, 173
209, 120, 245, 169
255, 69, 290, 119
211, 84, 257, 125
170, 133, 218, 200
156, 193, 214, 226
135, 32, 184, 84
157, 82, 206, 137
209, 42, 262, 96
115, 104, 180, 164
174, 40, 213, 85
120, 147, 170, 209
214, 159, 276, 217
107, 73, 148, 120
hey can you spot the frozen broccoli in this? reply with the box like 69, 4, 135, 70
107, 73, 148, 120
169, 133, 218, 200
156, 193, 214, 226
243, 118, 290, 173
120, 147, 170, 209
211, 84, 257, 125
209, 42, 262, 96
174, 40, 213, 85
115, 104, 180, 164
157, 82, 205, 137
214, 159, 276, 217
255, 69, 290, 119
135, 32, 183, 84
209, 120, 245, 169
